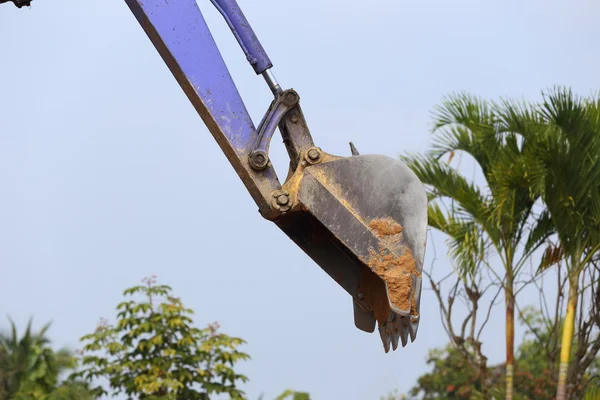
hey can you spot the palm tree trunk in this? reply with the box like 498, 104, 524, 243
505, 282, 515, 400
556, 273, 579, 400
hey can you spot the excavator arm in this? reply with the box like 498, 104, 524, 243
4, 0, 429, 352
124, 0, 428, 352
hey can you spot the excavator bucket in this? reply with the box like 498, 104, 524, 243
276, 152, 427, 351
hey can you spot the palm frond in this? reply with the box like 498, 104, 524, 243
430, 92, 503, 180
537, 243, 564, 274
526, 88, 600, 259
402, 153, 491, 225
524, 210, 554, 254
428, 202, 488, 278
495, 96, 544, 141
432, 92, 494, 132
584, 386, 600, 400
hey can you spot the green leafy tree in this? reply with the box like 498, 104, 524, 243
496, 88, 600, 400
516, 304, 600, 399
257, 389, 311, 400
273, 390, 311, 400
403, 93, 548, 399
585, 387, 600, 400
409, 346, 486, 399
380, 389, 407, 400
44, 382, 94, 400
400, 305, 599, 400
71, 276, 250, 399
0, 318, 81, 400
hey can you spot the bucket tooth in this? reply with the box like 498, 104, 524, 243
378, 323, 392, 353
390, 326, 400, 351
409, 317, 420, 342
412, 275, 422, 313
409, 275, 422, 342
399, 318, 409, 348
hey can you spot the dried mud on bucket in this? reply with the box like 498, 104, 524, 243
367, 218, 419, 316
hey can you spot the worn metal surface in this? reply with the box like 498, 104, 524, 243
210, 0, 273, 75
278, 104, 316, 172
249, 90, 299, 170
276, 154, 428, 351
124, 0, 281, 216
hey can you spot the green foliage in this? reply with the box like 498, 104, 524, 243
274, 389, 311, 400
497, 87, 600, 399
585, 387, 600, 400
402, 91, 550, 398
404, 307, 600, 400
404, 87, 600, 399
70, 276, 250, 399
518, 304, 600, 398
498, 87, 600, 269
0, 317, 82, 400
514, 306, 562, 379
403, 91, 545, 275
408, 346, 486, 400
12, 382, 95, 400
44, 382, 95, 400
380, 389, 406, 400
405, 345, 557, 400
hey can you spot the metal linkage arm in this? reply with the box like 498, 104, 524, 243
124, 0, 282, 216
249, 90, 299, 170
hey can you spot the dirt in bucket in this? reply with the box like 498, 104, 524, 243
366, 218, 419, 314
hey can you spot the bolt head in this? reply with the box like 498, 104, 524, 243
276, 194, 289, 206
307, 149, 320, 160
358, 293, 364, 300
290, 115, 299, 123
250, 152, 269, 170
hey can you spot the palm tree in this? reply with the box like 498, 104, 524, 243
0, 317, 75, 399
497, 87, 600, 400
403, 93, 549, 399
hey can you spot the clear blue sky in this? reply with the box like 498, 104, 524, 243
1, 0, 599, 399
